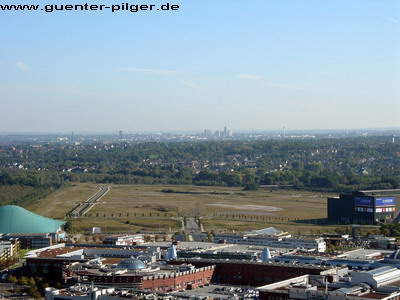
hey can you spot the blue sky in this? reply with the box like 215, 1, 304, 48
0, 0, 399, 132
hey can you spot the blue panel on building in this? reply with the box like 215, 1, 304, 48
376, 197, 396, 207
354, 197, 374, 207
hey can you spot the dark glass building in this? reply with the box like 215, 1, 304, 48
328, 190, 400, 224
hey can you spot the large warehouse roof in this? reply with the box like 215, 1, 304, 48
352, 266, 400, 288
0, 205, 65, 234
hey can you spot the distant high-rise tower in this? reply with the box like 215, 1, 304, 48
204, 129, 211, 138
224, 126, 227, 138
283, 126, 286, 139
119, 130, 123, 139
392, 135, 395, 144
71, 131, 74, 142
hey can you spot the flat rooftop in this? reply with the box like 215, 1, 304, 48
173, 258, 336, 271
31, 246, 153, 259
357, 189, 400, 196
36, 246, 84, 258
142, 241, 216, 249
171, 284, 259, 299
339, 249, 393, 260
75, 263, 213, 278
143, 241, 292, 254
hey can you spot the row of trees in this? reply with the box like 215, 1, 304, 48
0, 169, 66, 206
1, 165, 399, 209
7, 275, 47, 299
380, 224, 400, 237
62, 165, 400, 192
0, 137, 398, 207
2, 137, 399, 176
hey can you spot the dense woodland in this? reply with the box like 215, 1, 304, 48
0, 136, 399, 207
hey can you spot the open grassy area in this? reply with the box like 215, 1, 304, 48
88, 184, 331, 219
200, 219, 380, 235
28, 183, 100, 219
18, 249, 31, 259
30, 183, 373, 234
30, 183, 331, 219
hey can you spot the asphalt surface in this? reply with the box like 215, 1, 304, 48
185, 218, 200, 232
69, 186, 109, 217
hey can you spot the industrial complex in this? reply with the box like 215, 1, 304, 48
328, 190, 400, 224
2, 190, 400, 299
20, 241, 400, 300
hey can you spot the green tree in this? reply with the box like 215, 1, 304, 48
63, 221, 73, 233
8, 275, 17, 285
28, 277, 36, 286
27, 287, 41, 299
292, 160, 304, 172
19, 276, 29, 285
305, 162, 324, 175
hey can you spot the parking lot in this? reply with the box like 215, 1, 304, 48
171, 284, 260, 299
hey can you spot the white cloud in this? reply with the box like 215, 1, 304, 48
236, 74, 262, 80
182, 81, 198, 89
119, 68, 178, 75
16, 61, 31, 71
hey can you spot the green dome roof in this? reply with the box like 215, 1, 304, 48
0, 205, 65, 234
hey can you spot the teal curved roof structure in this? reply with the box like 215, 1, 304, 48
0, 205, 65, 234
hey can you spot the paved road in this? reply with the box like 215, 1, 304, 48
0, 259, 24, 274
185, 218, 200, 231
69, 186, 109, 218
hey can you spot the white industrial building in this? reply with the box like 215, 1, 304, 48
103, 234, 144, 246
258, 269, 400, 300
351, 266, 400, 289
214, 231, 326, 252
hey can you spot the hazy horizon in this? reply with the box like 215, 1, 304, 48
1, 126, 399, 136
1, 0, 399, 132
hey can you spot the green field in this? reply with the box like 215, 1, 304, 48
28, 183, 374, 234
28, 183, 100, 219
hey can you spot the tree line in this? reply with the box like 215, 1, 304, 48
0, 137, 399, 207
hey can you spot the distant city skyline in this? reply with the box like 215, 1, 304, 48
0, 126, 399, 135
0, 0, 399, 132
